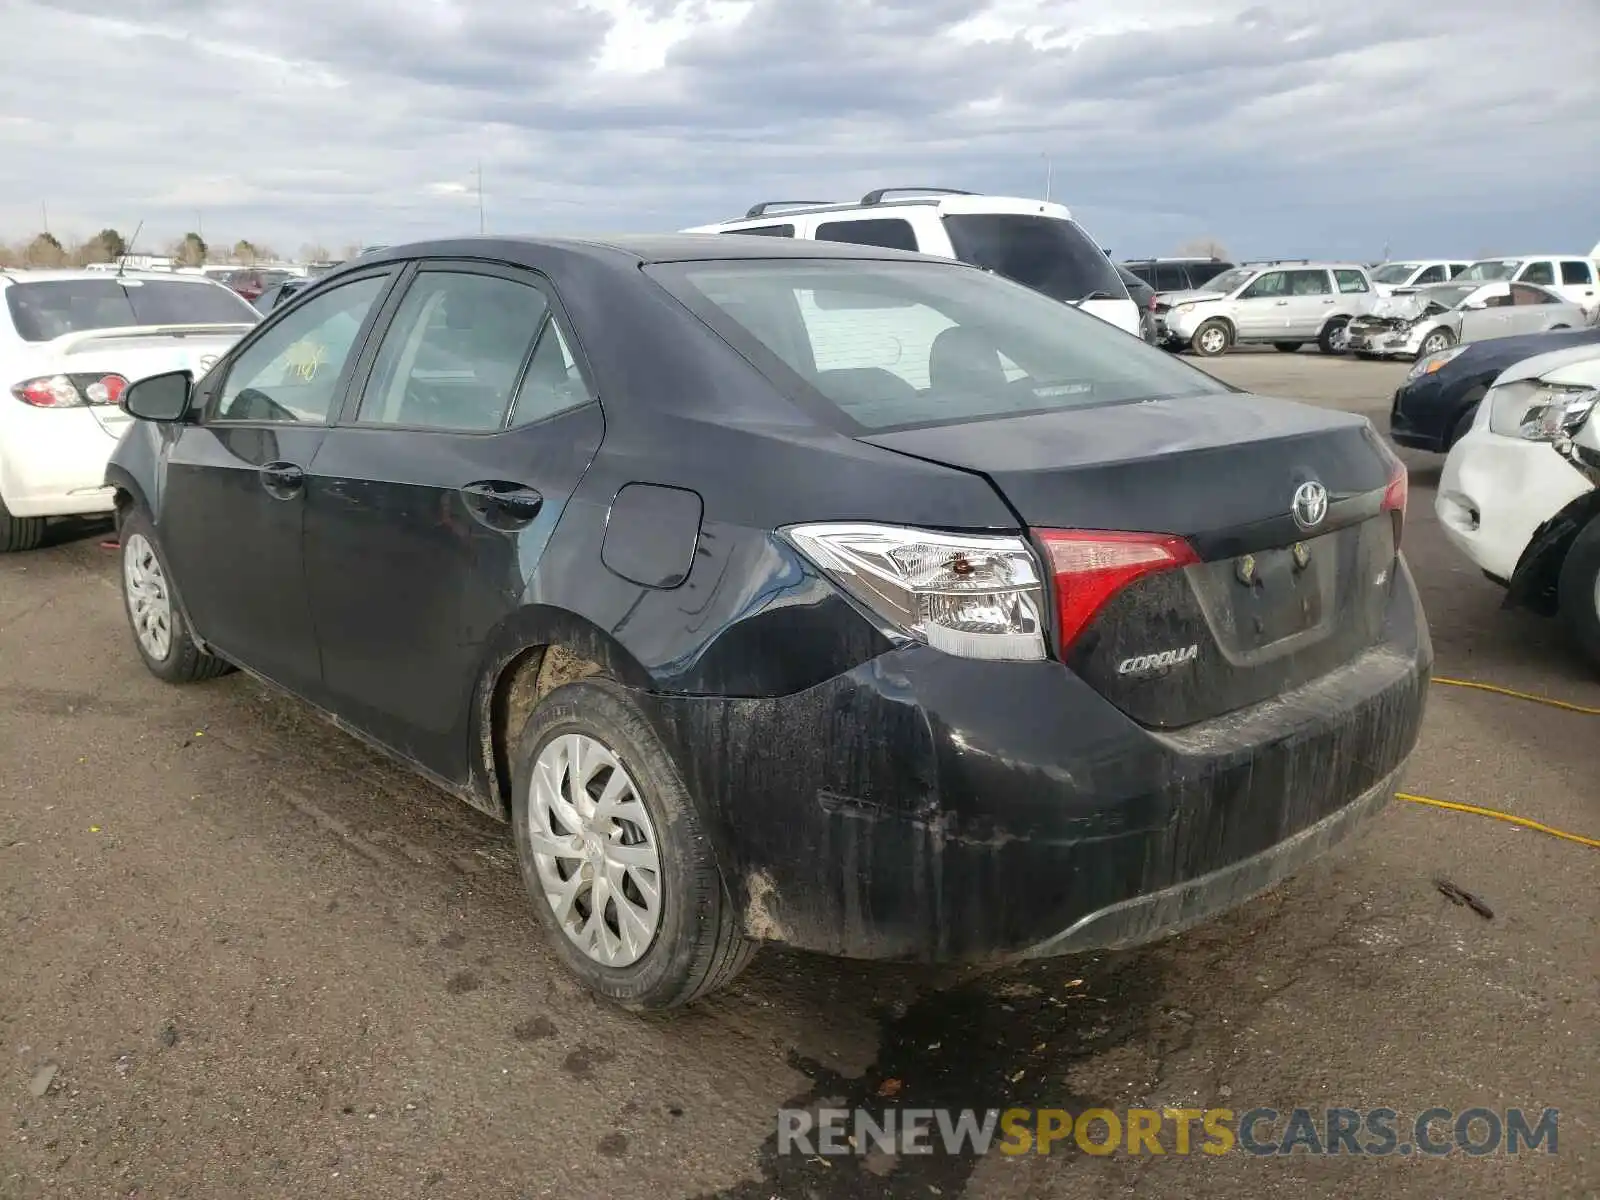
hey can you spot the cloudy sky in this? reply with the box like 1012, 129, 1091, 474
3, 0, 1597, 262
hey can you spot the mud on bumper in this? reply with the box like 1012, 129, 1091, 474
640, 561, 1431, 963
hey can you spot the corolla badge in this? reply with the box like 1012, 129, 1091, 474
1291, 480, 1329, 531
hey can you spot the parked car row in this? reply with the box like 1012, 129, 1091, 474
1131, 253, 1599, 360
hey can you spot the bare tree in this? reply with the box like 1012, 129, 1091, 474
1176, 236, 1230, 260
233, 239, 259, 265
300, 242, 331, 262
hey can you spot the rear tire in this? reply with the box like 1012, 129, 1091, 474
1190, 319, 1231, 357
1417, 328, 1454, 359
1318, 317, 1351, 355
0, 496, 45, 553
1557, 517, 1600, 671
119, 509, 234, 683
510, 677, 753, 1011
1273, 342, 1302, 353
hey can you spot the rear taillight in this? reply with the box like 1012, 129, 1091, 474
1382, 457, 1408, 547
1147, 293, 1157, 311
12, 373, 128, 408
1037, 530, 1199, 655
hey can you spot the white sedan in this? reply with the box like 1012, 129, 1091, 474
1436, 342, 1600, 664
0, 269, 258, 551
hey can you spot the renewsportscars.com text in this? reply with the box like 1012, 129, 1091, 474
778, 1105, 1560, 1158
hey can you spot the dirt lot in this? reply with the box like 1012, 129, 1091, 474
3, 352, 1596, 1199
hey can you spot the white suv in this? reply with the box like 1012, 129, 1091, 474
1154, 260, 1379, 357
684, 188, 1141, 338
1456, 256, 1600, 317
0, 269, 258, 551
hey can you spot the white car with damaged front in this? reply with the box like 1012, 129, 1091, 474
1436, 343, 1600, 665
0, 269, 258, 551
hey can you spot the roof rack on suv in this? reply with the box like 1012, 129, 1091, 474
744, 201, 834, 218
860, 187, 975, 205
1245, 259, 1311, 266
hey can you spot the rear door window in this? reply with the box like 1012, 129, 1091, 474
355, 269, 548, 431
1560, 260, 1594, 285
1413, 265, 1446, 285
942, 213, 1125, 305
1288, 270, 1332, 296
1154, 263, 1189, 291
813, 218, 920, 252
1334, 269, 1370, 293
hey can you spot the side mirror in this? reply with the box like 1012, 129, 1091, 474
122, 370, 194, 422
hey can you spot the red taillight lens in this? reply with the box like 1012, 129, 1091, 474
1381, 458, 1408, 547
1037, 529, 1199, 655
11, 373, 129, 408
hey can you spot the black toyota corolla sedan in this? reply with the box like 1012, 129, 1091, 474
107, 235, 1430, 1010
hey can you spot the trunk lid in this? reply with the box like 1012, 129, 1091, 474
18, 326, 248, 438
861, 393, 1402, 727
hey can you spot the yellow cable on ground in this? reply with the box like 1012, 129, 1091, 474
1433, 676, 1600, 716
1396, 793, 1600, 850
1394, 675, 1600, 849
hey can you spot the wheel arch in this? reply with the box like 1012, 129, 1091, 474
468, 605, 655, 821
1506, 490, 1600, 616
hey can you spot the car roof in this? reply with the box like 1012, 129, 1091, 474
685, 193, 1078, 231
353, 233, 956, 269
1470, 253, 1591, 261
0, 268, 225, 288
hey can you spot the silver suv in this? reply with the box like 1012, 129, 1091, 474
1155, 260, 1378, 357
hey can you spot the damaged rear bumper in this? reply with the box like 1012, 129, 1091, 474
640, 558, 1431, 964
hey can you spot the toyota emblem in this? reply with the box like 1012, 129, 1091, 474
1291, 481, 1329, 531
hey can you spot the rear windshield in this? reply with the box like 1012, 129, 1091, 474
942, 214, 1126, 305
5, 278, 257, 342
648, 258, 1228, 433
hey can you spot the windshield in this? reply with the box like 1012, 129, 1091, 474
5, 278, 258, 342
1195, 266, 1254, 295
1458, 260, 1518, 281
1372, 263, 1420, 284
941, 214, 1126, 305
648, 259, 1229, 433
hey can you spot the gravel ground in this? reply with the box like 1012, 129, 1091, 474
2, 351, 1595, 1199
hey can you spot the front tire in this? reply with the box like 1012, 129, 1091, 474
1557, 517, 1600, 670
1190, 319, 1231, 357
0, 495, 45, 553
1318, 317, 1351, 355
119, 509, 233, 683
1417, 328, 1454, 359
510, 677, 753, 1010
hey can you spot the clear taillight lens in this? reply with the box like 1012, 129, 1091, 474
785, 523, 1047, 661
12, 373, 128, 408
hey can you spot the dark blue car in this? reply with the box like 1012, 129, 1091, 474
1390, 327, 1600, 453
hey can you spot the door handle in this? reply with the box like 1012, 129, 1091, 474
461, 480, 544, 527
1322, 298, 1336, 304
259, 461, 305, 499
1274, 300, 1289, 306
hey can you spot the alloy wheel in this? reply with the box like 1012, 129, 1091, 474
527, 733, 663, 967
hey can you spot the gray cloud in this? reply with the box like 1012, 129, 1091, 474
2, 0, 1597, 261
